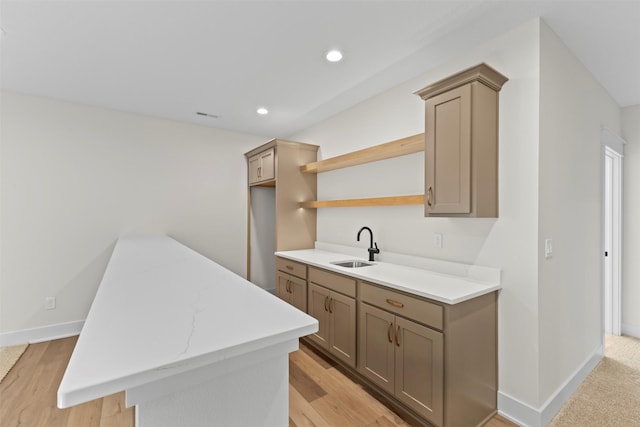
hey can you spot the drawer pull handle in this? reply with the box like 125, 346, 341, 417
395, 325, 401, 347
386, 299, 404, 308
387, 323, 393, 343
286, 265, 294, 270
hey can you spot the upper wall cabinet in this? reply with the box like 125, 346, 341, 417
415, 63, 508, 218
248, 147, 275, 185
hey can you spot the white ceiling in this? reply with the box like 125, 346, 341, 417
1, 1, 639, 137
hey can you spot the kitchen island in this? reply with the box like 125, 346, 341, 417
58, 235, 318, 427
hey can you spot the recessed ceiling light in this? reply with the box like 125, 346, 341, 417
257, 107, 269, 115
325, 49, 343, 62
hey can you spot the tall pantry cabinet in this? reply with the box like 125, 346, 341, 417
244, 139, 318, 291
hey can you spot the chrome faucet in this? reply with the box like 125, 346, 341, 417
357, 226, 379, 262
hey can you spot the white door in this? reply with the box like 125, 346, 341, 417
603, 142, 623, 336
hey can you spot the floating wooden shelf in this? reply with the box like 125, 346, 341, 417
300, 133, 424, 174
300, 194, 424, 209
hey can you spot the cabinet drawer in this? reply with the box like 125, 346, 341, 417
308, 267, 356, 298
360, 282, 443, 330
276, 257, 307, 279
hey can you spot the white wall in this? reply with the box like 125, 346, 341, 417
537, 21, 621, 409
292, 19, 543, 409
622, 105, 640, 338
0, 91, 265, 338
291, 17, 625, 424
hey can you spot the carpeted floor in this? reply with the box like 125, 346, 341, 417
549, 334, 640, 426
0, 344, 28, 383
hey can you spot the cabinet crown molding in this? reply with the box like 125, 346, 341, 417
244, 138, 318, 158
414, 63, 508, 100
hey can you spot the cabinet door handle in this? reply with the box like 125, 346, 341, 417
286, 280, 290, 293
386, 299, 404, 308
395, 325, 401, 347
328, 298, 333, 314
387, 323, 393, 343
426, 186, 433, 207
258, 166, 262, 178
324, 296, 329, 312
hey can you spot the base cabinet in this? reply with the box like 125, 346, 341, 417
307, 283, 330, 347
307, 282, 357, 368
276, 258, 497, 427
359, 302, 444, 426
307, 268, 357, 368
276, 271, 306, 312
359, 303, 395, 393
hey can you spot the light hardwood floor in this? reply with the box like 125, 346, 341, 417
0, 336, 515, 427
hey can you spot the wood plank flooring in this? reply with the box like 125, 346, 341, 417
0, 336, 133, 427
0, 336, 515, 427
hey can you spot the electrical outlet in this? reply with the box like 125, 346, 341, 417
45, 297, 56, 310
433, 233, 443, 248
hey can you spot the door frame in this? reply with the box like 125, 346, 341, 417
601, 127, 624, 336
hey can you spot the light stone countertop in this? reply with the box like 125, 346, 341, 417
275, 247, 500, 304
58, 235, 318, 409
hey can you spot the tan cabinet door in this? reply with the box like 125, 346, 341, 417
259, 148, 275, 182
328, 292, 356, 368
425, 84, 471, 215
358, 302, 395, 395
248, 148, 275, 185
276, 271, 306, 312
395, 317, 444, 426
307, 283, 330, 349
275, 272, 292, 304
289, 274, 307, 313
248, 154, 261, 184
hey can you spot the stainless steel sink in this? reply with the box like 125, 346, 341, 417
331, 260, 374, 268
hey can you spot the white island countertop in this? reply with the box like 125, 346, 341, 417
58, 235, 318, 409
276, 247, 501, 305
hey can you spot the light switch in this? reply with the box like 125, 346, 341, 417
544, 239, 553, 259
433, 233, 443, 248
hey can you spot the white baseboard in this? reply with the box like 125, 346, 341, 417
622, 323, 640, 339
498, 343, 603, 427
498, 392, 540, 427
0, 320, 84, 347
538, 344, 602, 426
